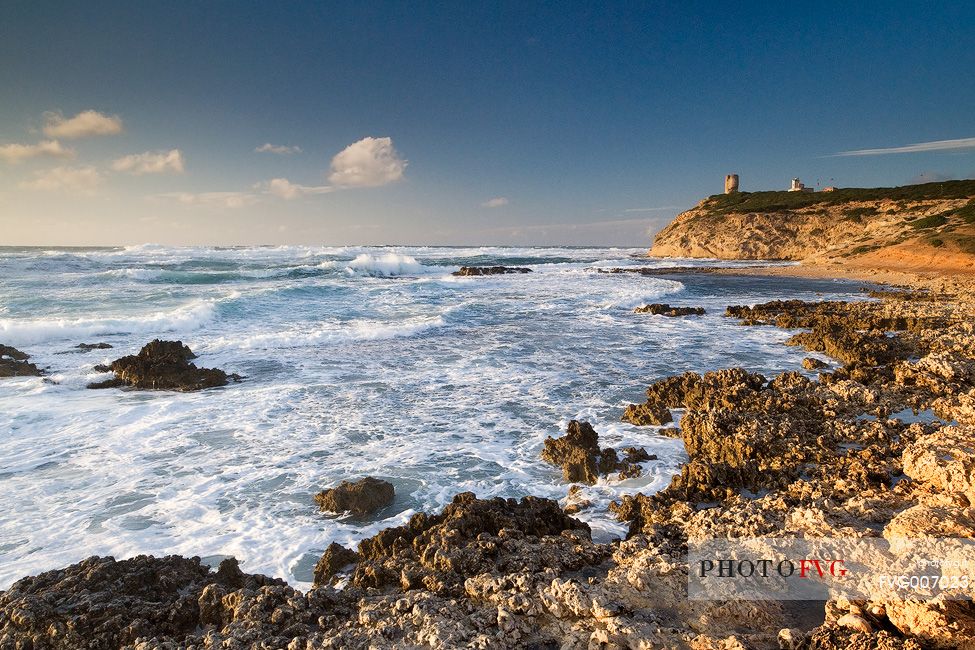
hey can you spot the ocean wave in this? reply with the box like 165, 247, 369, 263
0, 300, 217, 346
207, 315, 446, 350
344, 253, 442, 277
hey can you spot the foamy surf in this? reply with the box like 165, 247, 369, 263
0, 245, 866, 591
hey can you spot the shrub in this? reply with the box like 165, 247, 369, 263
929, 238, 945, 248
911, 213, 949, 230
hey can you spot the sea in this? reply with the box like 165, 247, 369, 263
0, 245, 865, 589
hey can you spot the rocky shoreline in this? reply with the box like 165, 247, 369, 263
2, 274, 975, 648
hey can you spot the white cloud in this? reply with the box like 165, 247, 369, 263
112, 149, 184, 175
158, 191, 259, 209
255, 143, 302, 155
481, 197, 509, 208
19, 166, 102, 194
42, 110, 123, 139
328, 136, 406, 188
0, 139, 75, 163
835, 136, 975, 157
266, 178, 333, 200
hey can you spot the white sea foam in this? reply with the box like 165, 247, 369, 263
0, 245, 866, 591
0, 300, 217, 346
343, 253, 441, 276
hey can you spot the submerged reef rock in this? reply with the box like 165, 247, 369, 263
76, 342, 113, 350
0, 344, 42, 377
541, 420, 649, 484
634, 303, 706, 316
86, 339, 237, 391
452, 265, 532, 276
314, 476, 395, 515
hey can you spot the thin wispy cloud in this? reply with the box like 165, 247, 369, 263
42, 110, 123, 139
112, 149, 184, 175
19, 166, 102, 194
0, 139, 74, 163
481, 197, 509, 208
328, 136, 406, 188
834, 136, 975, 157
255, 143, 302, 155
157, 191, 259, 209
266, 178, 333, 200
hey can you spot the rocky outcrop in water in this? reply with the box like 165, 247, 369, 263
77, 342, 113, 350
634, 303, 706, 316
86, 339, 237, 391
541, 420, 650, 484
5, 290, 975, 649
314, 477, 395, 515
452, 266, 532, 276
0, 344, 42, 377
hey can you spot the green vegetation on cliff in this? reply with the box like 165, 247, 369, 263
702, 179, 975, 215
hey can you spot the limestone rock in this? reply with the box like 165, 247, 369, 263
315, 476, 395, 515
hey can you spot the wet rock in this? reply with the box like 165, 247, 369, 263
76, 342, 113, 350
803, 357, 829, 370
86, 339, 237, 391
633, 303, 705, 316
541, 420, 647, 484
313, 542, 360, 586
452, 266, 532, 276
315, 476, 395, 515
0, 344, 42, 377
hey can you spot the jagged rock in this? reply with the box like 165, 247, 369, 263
803, 357, 828, 370
348, 492, 605, 595
0, 344, 42, 377
621, 400, 673, 426
313, 542, 360, 586
86, 339, 237, 391
0, 554, 283, 649
634, 303, 706, 316
315, 476, 395, 515
541, 420, 648, 484
452, 266, 532, 276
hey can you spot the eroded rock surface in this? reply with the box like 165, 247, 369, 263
314, 476, 395, 515
541, 420, 650, 484
634, 303, 706, 316
86, 339, 237, 391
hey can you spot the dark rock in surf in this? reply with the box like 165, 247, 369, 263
76, 342, 113, 350
634, 303, 705, 316
0, 344, 42, 377
313, 542, 360, 586
315, 477, 395, 515
452, 266, 532, 276
86, 339, 236, 391
541, 420, 650, 484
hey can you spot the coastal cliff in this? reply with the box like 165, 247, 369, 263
650, 180, 975, 272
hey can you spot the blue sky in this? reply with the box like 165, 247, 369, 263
2, 1, 974, 246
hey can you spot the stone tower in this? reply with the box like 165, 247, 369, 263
724, 174, 739, 194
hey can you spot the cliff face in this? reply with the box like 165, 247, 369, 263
649, 180, 975, 272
